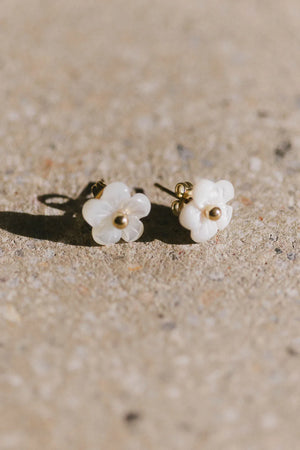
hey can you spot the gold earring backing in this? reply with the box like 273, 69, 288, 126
155, 181, 194, 216
91, 179, 107, 198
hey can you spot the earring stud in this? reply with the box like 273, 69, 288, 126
82, 180, 151, 245
155, 178, 234, 242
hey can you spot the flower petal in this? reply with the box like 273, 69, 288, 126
101, 182, 131, 209
216, 205, 233, 231
179, 201, 201, 230
122, 216, 144, 242
82, 199, 113, 227
92, 218, 122, 245
124, 193, 151, 219
193, 179, 215, 208
213, 180, 234, 203
193, 179, 234, 207
190, 220, 218, 243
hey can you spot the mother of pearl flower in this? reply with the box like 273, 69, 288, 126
82, 182, 151, 245
179, 179, 234, 242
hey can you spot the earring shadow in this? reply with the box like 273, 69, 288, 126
0, 211, 96, 246
141, 203, 193, 245
0, 182, 97, 246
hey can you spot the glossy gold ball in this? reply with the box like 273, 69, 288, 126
113, 213, 128, 229
208, 206, 222, 221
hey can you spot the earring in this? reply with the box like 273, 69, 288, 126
155, 178, 234, 242
82, 180, 151, 245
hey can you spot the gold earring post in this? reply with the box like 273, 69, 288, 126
154, 183, 178, 199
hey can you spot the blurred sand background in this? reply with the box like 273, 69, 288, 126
0, 0, 299, 449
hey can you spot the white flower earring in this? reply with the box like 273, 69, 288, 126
82, 180, 151, 245
155, 178, 234, 242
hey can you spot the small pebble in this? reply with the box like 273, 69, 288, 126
1, 305, 21, 323
249, 157, 261, 172
124, 412, 140, 423
209, 271, 224, 281
177, 143, 194, 161
275, 140, 291, 158
162, 321, 176, 331
286, 346, 298, 356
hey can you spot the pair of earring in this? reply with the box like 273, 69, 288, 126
82, 178, 234, 245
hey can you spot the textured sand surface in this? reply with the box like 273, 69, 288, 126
0, 1, 299, 449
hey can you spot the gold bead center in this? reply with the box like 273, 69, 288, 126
113, 212, 128, 229
204, 206, 222, 221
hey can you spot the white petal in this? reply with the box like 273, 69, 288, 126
193, 179, 215, 208
124, 193, 151, 219
213, 180, 234, 203
179, 201, 201, 230
92, 219, 122, 245
122, 216, 144, 242
82, 199, 113, 227
190, 220, 218, 243
101, 182, 131, 209
193, 179, 234, 207
216, 205, 233, 231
